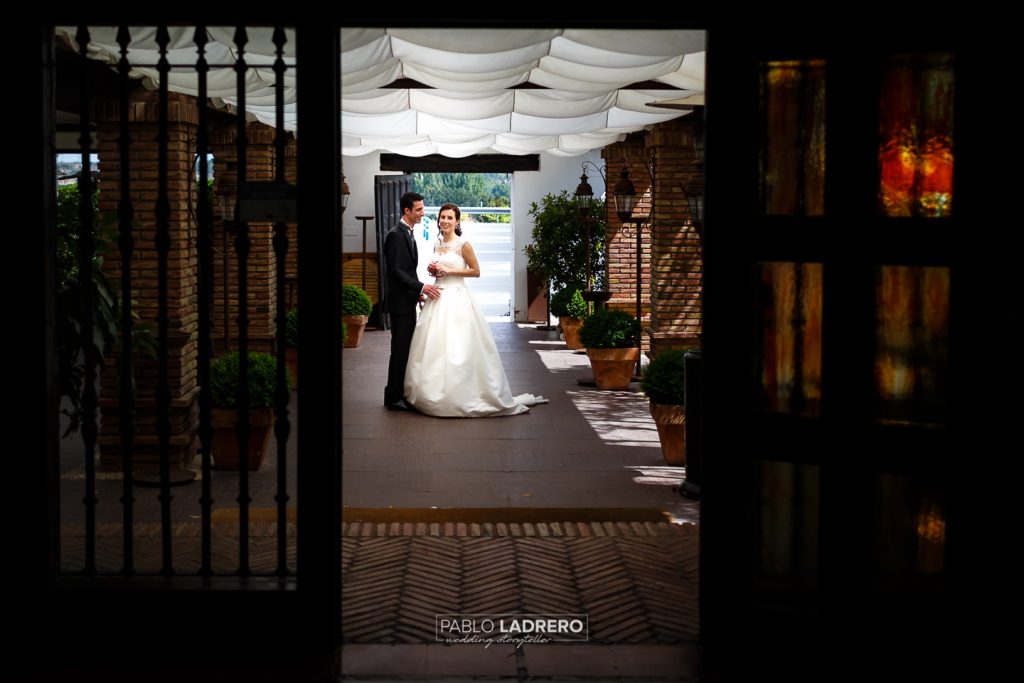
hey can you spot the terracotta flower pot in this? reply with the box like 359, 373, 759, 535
211, 407, 274, 471
343, 314, 368, 348
586, 347, 639, 390
649, 402, 686, 466
560, 316, 584, 350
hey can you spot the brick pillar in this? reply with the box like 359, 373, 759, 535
210, 121, 281, 354
647, 118, 703, 354
603, 134, 653, 355
93, 91, 200, 467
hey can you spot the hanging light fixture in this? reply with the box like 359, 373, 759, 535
612, 168, 636, 223
575, 171, 594, 217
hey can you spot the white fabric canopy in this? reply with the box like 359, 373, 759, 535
342, 28, 704, 156
56, 27, 704, 157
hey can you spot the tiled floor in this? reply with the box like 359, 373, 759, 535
58, 320, 700, 680
342, 322, 698, 520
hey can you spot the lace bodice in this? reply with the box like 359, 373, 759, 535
432, 238, 467, 271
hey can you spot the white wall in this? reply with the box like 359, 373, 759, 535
341, 148, 608, 323
342, 152, 402, 254
512, 150, 605, 322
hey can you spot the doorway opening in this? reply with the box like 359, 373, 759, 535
412, 172, 513, 320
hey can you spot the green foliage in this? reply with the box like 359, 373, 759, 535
579, 307, 639, 349
566, 289, 588, 319
210, 351, 289, 409
413, 172, 510, 208
342, 284, 372, 316
57, 182, 157, 436
524, 191, 605, 292
640, 349, 686, 405
549, 284, 584, 318
285, 308, 298, 347
56, 183, 99, 289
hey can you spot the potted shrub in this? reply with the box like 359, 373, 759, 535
524, 191, 605, 325
578, 307, 640, 390
210, 351, 290, 471
640, 349, 687, 466
284, 307, 298, 390
342, 283, 372, 348
550, 285, 587, 350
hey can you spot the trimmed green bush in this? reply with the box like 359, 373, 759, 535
578, 308, 639, 349
285, 308, 298, 347
566, 289, 587, 319
549, 284, 583, 318
210, 351, 290, 409
342, 284, 372, 316
640, 349, 686, 405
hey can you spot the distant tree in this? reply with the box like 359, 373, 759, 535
413, 172, 510, 211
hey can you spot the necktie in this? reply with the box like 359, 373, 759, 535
407, 229, 417, 259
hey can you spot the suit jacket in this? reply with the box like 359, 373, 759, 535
382, 220, 423, 315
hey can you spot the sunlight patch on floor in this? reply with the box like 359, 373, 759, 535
568, 390, 660, 447
627, 465, 686, 486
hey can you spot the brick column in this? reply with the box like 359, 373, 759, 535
284, 137, 298, 311
93, 90, 200, 467
210, 120, 281, 354
647, 118, 703, 354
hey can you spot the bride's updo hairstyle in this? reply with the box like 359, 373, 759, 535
438, 203, 462, 237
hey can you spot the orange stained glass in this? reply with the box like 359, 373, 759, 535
755, 460, 820, 589
757, 262, 823, 416
875, 266, 950, 425
873, 474, 946, 582
759, 59, 826, 216
879, 53, 954, 217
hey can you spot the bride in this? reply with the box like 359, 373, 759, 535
404, 203, 546, 417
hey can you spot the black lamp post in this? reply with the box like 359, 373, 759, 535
574, 165, 612, 313
574, 170, 594, 290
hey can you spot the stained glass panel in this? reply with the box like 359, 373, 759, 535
879, 53, 954, 217
759, 60, 826, 216
757, 262, 823, 416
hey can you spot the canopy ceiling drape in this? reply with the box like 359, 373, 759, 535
58, 27, 705, 157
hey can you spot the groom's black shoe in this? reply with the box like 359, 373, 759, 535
386, 399, 413, 411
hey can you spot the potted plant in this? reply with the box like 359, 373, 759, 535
578, 307, 640, 390
284, 307, 298, 390
342, 283, 372, 348
210, 350, 290, 471
524, 191, 605, 324
550, 285, 587, 350
640, 349, 687, 466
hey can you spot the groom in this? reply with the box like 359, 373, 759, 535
383, 192, 442, 411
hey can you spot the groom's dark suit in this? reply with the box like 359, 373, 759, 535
382, 219, 424, 406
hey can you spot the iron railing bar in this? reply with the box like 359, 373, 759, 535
154, 26, 175, 577
271, 25, 292, 578
75, 25, 98, 577
116, 25, 137, 577
80, 62, 297, 70
233, 25, 252, 579
194, 25, 215, 577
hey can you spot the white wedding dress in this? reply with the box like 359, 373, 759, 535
404, 238, 546, 417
